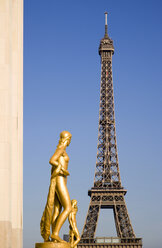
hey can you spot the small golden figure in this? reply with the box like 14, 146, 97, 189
40, 131, 72, 243
69, 200, 81, 248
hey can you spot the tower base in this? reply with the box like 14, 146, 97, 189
78, 243, 142, 248
78, 237, 142, 248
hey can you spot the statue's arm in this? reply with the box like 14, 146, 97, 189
49, 147, 64, 166
60, 166, 70, 176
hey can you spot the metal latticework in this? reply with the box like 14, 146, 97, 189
94, 58, 121, 189
79, 13, 142, 248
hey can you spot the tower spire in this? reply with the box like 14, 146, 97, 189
104, 12, 108, 38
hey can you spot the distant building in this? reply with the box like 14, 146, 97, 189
63, 234, 69, 242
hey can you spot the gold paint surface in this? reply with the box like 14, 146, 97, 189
39, 131, 80, 247
35, 242, 71, 248
69, 200, 80, 248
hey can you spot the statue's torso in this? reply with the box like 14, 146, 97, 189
59, 151, 69, 170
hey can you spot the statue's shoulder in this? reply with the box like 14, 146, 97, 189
55, 145, 65, 154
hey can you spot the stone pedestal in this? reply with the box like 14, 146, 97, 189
35, 242, 71, 248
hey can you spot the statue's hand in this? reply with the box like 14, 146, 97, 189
61, 167, 70, 176
51, 164, 62, 178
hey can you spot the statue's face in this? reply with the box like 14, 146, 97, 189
67, 137, 71, 146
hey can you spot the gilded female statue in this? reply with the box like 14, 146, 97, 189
40, 131, 72, 243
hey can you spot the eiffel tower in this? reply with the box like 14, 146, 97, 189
78, 13, 142, 248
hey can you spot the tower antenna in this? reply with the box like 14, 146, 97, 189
104, 12, 108, 38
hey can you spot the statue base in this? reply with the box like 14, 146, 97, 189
35, 242, 71, 248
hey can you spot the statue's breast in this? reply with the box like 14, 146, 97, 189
63, 152, 69, 162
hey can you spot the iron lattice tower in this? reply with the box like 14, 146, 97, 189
78, 13, 142, 248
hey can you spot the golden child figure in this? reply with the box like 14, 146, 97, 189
40, 131, 72, 243
69, 200, 81, 248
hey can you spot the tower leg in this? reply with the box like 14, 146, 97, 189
81, 198, 100, 241
113, 200, 135, 238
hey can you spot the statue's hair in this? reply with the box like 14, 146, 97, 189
57, 131, 72, 148
71, 199, 77, 206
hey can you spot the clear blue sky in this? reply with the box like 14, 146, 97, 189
24, 1, 162, 248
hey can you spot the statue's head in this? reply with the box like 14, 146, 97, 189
59, 131, 72, 146
71, 199, 78, 209
71, 199, 78, 213
71, 199, 77, 206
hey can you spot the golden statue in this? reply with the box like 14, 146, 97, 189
69, 200, 81, 248
40, 131, 73, 243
